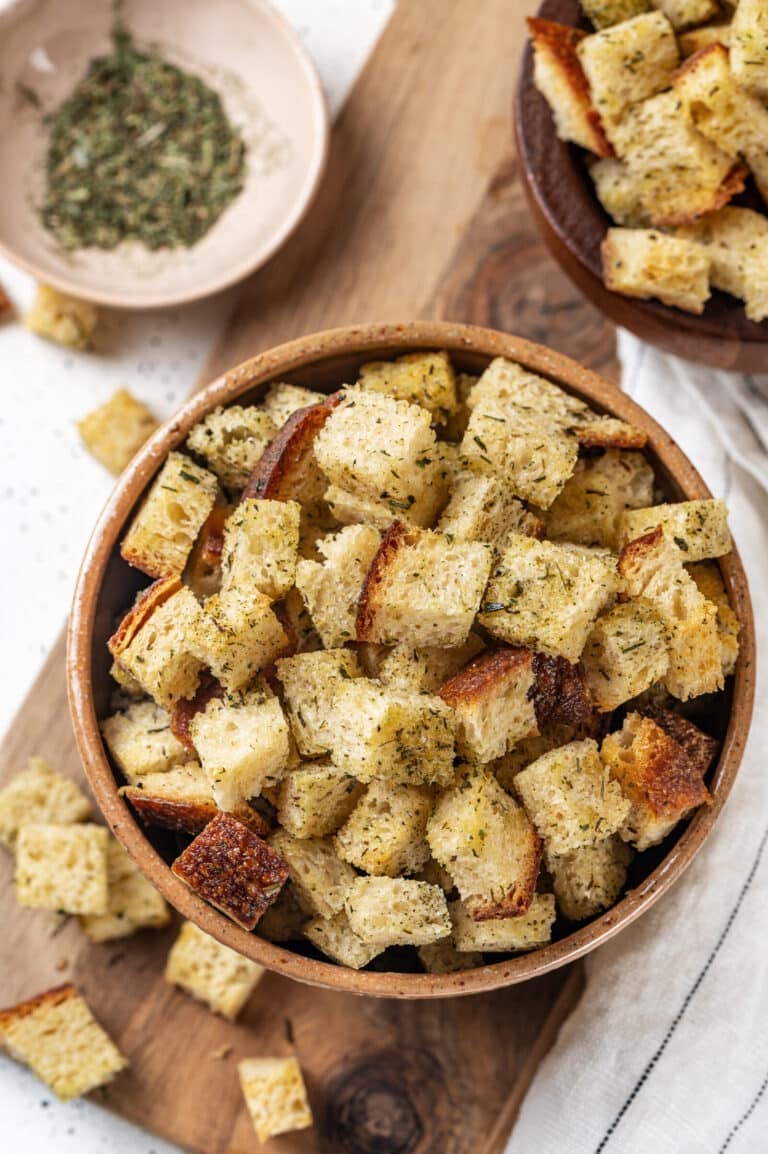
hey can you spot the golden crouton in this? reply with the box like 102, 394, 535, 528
244, 395, 338, 505
24, 284, 98, 349
187, 405, 277, 491
438, 647, 538, 763
295, 523, 381, 647
527, 18, 614, 156
276, 649, 362, 757
238, 1056, 313, 1143
164, 920, 264, 1019
640, 705, 719, 776
581, 0, 652, 30
450, 893, 556, 952
619, 498, 731, 560
120, 763, 218, 833
80, 839, 170, 942
220, 498, 300, 602
101, 700, 191, 780
112, 585, 204, 710
16, 823, 109, 915
602, 228, 711, 313
190, 692, 291, 811
335, 783, 433, 877
358, 350, 459, 423
650, 0, 719, 30
731, 0, 768, 95
377, 633, 485, 695
270, 830, 356, 918
547, 835, 632, 920
582, 601, 669, 710
688, 562, 740, 676
546, 450, 655, 549
437, 471, 544, 549
77, 388, 158, 475
345, 877, 451, 948
260, 382, 325, 427
677, 207, 768, 324
590, 158, 651, 227
277, 762, 362, 839
674, 43, 768, 159
304, 910, 382, 969
0, 758, 91, 852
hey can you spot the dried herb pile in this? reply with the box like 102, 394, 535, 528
41, 26, 246, 251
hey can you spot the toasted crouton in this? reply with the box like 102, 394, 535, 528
688, 562, 740, 675
427, 769, 542, 919
438, 647, 538, 763
243, 395, 338, 505
547, 835, 632, 920
295, 524, 381, 647
121, 452, 218, 578
80, 839, 170, 942
277, 762, 362, 839
674, 43, 768, 159
731, 0, 768, 94
493, 727, 583, 791
220, 498, 300, 602
335, 783, 433, 877
678, 23, 731, 58
345, 877, 451, 947
24, 284, 98, 349
650, 0, 719, 29
377, 633, 485, 695
581, 0, 652, 30
576, 416, 648, 452
602, 228, 711, 313
601, 712, 710, 849
304, 912, 381, 968
112, 586, 204, 709
323, 484, 407, 530
172, 812, 289, 929
582, 601, 669, 710
276, 649, 362, 757
16, 823, 109, 915
479, 534, 619, 662
437, 472, 544, 549
466, 357, 589, 422
0, 758, 91, 852
450, 893, 556, 952
101, 700, 191, 780
260, 382, 325, 427
356, 521, 492, 648
187, 405, 277, 492
270, 830, 356, 918
190, 692, 291, 811
618, 498, 731, 559
238, 1056, 313, 1143
677, 207, 768, 323
165, 920, 264, 1019
531, 654, 595, 730
527, 18, 614, 155
78, 388, 158, 475
590, 158, 651, 226
120, 763, 218, 833
188, 589, 288, 692
546, 450, 655, 549
0, 985, 127, 1100
418, 939, 484, 974
358, 350, 459, 423
640, 705, 719, 776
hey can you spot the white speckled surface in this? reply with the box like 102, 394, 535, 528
0, 1, 392, 1149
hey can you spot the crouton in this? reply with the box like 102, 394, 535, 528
438, 647, 538, 763
277, 762, 362, 839
112, 586, 204, 709
528, 18, 614, 156
77, 388, 158, 475
24, 284, 98, 349
466, 357, 589, 422
678, 23, 731, 58
582, 601, 669, 710
677, 207, 768, 323
427, 769, 542, 919
418, 939, 484, 973
358, 350, 459, 423
581, 0, 651, 30
493, 728, 581, 792
188, 590, 288, 692
109, 660, 145, 698
16, 823, 109, 915
345, 877, 451, 947
108, 574, 181, 657
276, 649, 362, 757
335, 783, 433, 877
184, 505, 230, 598
243, 395, 338, 505
356, 521, 492, 648
619, 498, 730, 560
270, 830, 356, 918
515, 739, 631, 855
190, 692, 291, 811
323, 485, 405, 530
618, 527, 724, 698
238, 1056, 313, 1143
305, 911, 382, 969
377, 633, 486, 695
437, 472, 544, 549
0, 758, 91, 852
172, 812, 289, 930
260, 382, 325, 427
731, 0, 768, 95
330, 679, 456, 786
295, 524, 381, 647
602, 228, 711, 313
650, 0, 718, 29
101, 700, 191, 780
0, 985, 127, 1101
688, 562, 740, 675
80, 839, 170, 942
186, 405, 277, 491
164, 920, 264, 1019
546, 450, 655, 550
121, 452, 218, 578
220, 498, 300, 602
450, 893, 556, 952
575, 414, 648, 450
257, 885, 307, 942
601, 712, 710, 849
674, 43, 768, 160
532, 656, 595, 734
640, 705, 719, 775
590, 158, 651, 226
479, 534, 619, 662
547, 835, 632, 920
120, 763, 218, 833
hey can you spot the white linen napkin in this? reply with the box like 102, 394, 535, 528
508, 331, 768, 1154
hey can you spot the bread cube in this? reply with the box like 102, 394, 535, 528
377, 633, 485, 695
732, 0, 768, 95
493, 729, 578, 791
242, 396, 336, 507
356, 521, 492, 648
16, 823, 109, 915
437, 471, 544, 549
0, 985, 127, 1101
324, 484, 408, 530
120, 763, 218, 832
515, 739, 630, 855
335, 782, 433, 876
358, 350, 459, 423
581, 0, 651, 29
546, 450, 655, 549
650, 0, 718, 28
189, 692, 290, 811
466, 357, 588, 422
24, 284, 98, 349
591, 158, 651, 227
187, 405, 276, 491
602, 712, 710, 849
189, 590, 288, 692
688, 562, 740, 676
418, 939, 483, 974
619, 498, 730, 561
80, 839, 170, 942
172, 812, 289, 929
479, 534, 619, 662
238, 1056, 313, 1143
602, 229, 711, 313
277, 762, 362, 838
304, 910, 382, 969
78, 388, 158, 474
582, 602, 669, 711
547, 835, 632, 920
121, 452, 218, 578
220, 498, 300, 602
0, 758, 91, 852
113, 586, 203, 709
101, 700, 191, 780
345, 877, 451, 947
276, 649, 362, 757
438, 647, 538, 763
270, 830, 356, 918
295, 524, 381, 647
674, 43, 768, 158
450, 893, 556, 952
260, 382, 325, 427
527, 18, 613, 156
677, 207, 768, 324
639, 705, 719, 776
164, 920, 264, 1019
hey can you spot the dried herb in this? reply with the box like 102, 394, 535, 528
41, 24, 246, 251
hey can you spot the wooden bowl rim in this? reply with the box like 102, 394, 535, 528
67, 320, 756, 998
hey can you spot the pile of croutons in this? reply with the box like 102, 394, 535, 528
103, 350, 738, 973
529, 1, 768, 319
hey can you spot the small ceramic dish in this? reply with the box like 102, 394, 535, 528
67, 321, 755, 998
515, 0, 768, 373
0, 0, 327, 308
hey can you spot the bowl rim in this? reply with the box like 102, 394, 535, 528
67, 320, 756, 998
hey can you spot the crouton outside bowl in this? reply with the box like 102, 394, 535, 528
67, 321, 755, 998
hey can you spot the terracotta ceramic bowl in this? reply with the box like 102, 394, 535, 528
516, 0, 768, 373
67, 321, 755, 998
0, 0, 327, 308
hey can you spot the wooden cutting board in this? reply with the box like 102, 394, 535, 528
0, 2, 618, 1151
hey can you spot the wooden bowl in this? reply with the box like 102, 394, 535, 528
516, 0, 768, 373
67, 321, 755, 998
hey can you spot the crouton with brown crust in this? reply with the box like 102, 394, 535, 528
528, 18, 614, 157
439, 647, 538, 763
121, 452, 218, 578
243, 394, 340, 504
531, 653, 593, 730
638, 706, 719, 776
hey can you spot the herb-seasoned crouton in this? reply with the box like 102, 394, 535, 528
528, 19, 614, 156
438, 647, 538, 763
731, 0, 768, 95
112, 586, 204, 709
238, 1056, 313, 1143
650, 0, 718, 29
479, 534, 619, 662
295, 524, 381, 647
581, 0, 651, 29
16, 823, 109, 915
619, 498, 730, 560
602, 229, 711, 313
0, 985, 127, 1101
427, 769, 542, 919
335, 783, 433, 876
121, 452, 218, 578
345, 877, 451, 947
101, 700, 191, 779
688, 562, 740, 676
190, 691, 291, 810
165, 920, 264, 1019
678, 23, 731, 58
493, 727, 582, 791
601, 712, 710, 849
270, 830, 356, 918
188, 590, 288, 692
78, 388, 158, 474
0, 758, 91, 852
277, 762, 362, 838
220, 498, 300, 602
377, 633, 485, 695
677, 207, 768, 323
531, 654, 595, 733
356, 521, 492, 648
546, 450, 655, 549
515, 739, 630, 855
450, 893, 556, 952
674, 43, 768, 160
187, 405, 277, 491
547, 835, 632, 920
590, 158, 651, 227
260, 382, 325, 427
322, 485, 400, 530
305, 912, 382, 969
120, 763, 218, 833
582, 601, 669, 710
437, 472, 544, 549
418, 939, 483, 973
243, 395, 339, 505
80, 839, 170, 942
358, 350, 459, 423
24, 284, 98, 349
640, 705, 719, 776
172, 812, 288, 929
276, 649, 362, 757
